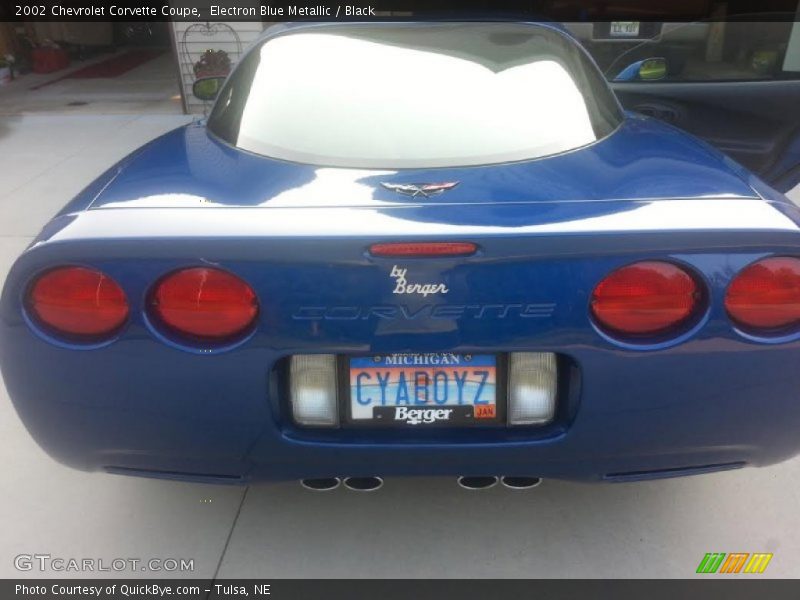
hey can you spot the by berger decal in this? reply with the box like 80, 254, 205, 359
390, 265, 448, 297
380, 182, 459, 198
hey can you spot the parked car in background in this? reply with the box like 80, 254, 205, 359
564, 21, 710, 74
568, 17, 800, 191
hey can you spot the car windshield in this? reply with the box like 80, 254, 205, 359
207, 23, 623, 169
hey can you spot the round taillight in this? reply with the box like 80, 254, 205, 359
591, 261, 701, 337
725, 256, 800, 333
27, 266, 129, 339
150, 267, 258, 341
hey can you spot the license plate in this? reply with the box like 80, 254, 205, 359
610, 21, 640, 37
349, 353, 498, 426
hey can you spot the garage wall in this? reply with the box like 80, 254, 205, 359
170, 9, 265, 114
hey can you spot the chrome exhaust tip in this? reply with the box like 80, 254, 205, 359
457, 476, 499, 490
500, 476, 542, 490
300, 477, 341, 491
343, 476, 384, 492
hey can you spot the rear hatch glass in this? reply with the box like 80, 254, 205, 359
207, 23, 622, 169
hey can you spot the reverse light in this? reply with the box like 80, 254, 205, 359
507, 352, 557, 425
369, 242, 477, 257
290, 355, 339, 427
591, 261, 701, 337
27, 266, 129, 339
725, 256, 800, 333
150, 267, 258, 341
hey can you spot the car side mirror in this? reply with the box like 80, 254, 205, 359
192, 76, 226, 101
613, 57, 668, 82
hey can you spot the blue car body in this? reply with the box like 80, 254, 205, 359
2, 22, 800, 484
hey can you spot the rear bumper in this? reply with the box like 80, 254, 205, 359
3, 332, 800, 484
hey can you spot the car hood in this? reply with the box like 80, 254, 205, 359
85, 113, 760, 211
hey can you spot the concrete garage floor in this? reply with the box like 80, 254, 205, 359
1, 114, 800, 580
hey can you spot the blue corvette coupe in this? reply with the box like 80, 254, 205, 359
2, 22, 800, 491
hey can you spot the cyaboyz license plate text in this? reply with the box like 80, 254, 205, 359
349, 353, 497, 424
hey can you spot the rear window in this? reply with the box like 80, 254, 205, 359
208, 23, 623, 169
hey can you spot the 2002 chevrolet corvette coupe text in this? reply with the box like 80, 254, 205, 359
2, 22, 800, 490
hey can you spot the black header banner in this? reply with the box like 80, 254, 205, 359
1, 0, 799, 22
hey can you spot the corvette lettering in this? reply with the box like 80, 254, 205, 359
292, 303, 556, 321
391, 265, 449, 297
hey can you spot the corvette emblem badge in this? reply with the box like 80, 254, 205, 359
380, 181, 459, 198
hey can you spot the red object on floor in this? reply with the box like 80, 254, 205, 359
66, 49, 165, 78
30, 49, 166, 90
32, 48, 70, 74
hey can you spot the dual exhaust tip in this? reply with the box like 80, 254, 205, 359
458, 476, 542, 490
300, 475, 541, 492
301, 476, 383, 492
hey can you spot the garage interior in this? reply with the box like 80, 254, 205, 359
0, 22, 186, 114
0, 20, 266, 115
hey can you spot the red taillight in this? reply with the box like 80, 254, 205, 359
27, 266, 129, 338
150, 267, 258, 340
369, 242, 477, 257
725, 256, 800, 332
591, 261, 701, 336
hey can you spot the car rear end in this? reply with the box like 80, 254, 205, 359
2, 21, 800, 485
3, 192, 800, 484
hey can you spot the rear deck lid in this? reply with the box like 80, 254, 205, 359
88, 116, 759, 211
